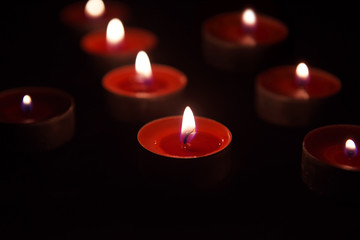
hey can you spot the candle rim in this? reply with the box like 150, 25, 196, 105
102, 64, 187, 98
138, 115, 232, 159
303, 124, 360, 172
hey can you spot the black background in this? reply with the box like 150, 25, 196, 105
1, 0, 360, 239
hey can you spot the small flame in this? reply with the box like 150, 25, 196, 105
242, 8, 256, 32
106, 18, 124, 47
21, 95, 32, 113
135, 51, 153, 84
345, 139, 357, 158
296, 62, 310, 87
84, 0, 105, 18
180, 106, 196, 145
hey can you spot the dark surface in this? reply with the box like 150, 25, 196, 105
1, 0, 360, 239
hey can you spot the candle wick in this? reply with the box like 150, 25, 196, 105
347, 151, 354, 158
183, 129, 195, 145
183, 133, 190, 145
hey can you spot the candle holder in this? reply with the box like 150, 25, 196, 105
255, 64, 341, 127
301, 124, 360, 202
0, 87, 75, 152
202, 9, 288, 73
102, 51, 187, 124
137, 110, 232, 192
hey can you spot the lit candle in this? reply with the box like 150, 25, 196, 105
102, 50, 187, 123
255, 62, 341, 126
0, 87, 75, 151
81, 18, 158, 71
137, 106, 232, 190
21, 94, 32, 113
202, 8, 288, 73
60, 0, 130, 35
302, 124, 360, 201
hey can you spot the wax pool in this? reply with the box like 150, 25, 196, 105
160, 132, 222, 157
138, 116, 231, 158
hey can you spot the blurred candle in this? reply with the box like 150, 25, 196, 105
202, 8, 288, 73
81, 18, 157, 71
302, 124, 360, 201
60, 0, 130, 36
0, 87, 75, 152
255, 62, 341, 126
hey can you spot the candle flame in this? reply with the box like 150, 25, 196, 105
85, 0, 105, 18
106, 18, 124, 46
135, 51, 153, 84
21, 95, 32, 113
345, 139, 357, 158
242, 8, 256, 31
181, 106, 196, 145
296, 62, 310, 87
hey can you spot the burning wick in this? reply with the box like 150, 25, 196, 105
21, 95, 32, 113
181, 106, 196, 147
345, 139, 357, 158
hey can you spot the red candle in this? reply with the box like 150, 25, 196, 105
60, 0, 130, 35
302, 124, 360, 201
137, 106, 232, 190
102, 51, 187, 123
202, 8, 288, 73
255, 63, 342, 126
0, 87, 75, 151
81, 18, 158, 71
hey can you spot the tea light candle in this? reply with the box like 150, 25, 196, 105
0, 87, 75, 152
81, 18, 158, 71
202, 8, 288, 73
137, 106, 232, 190
255, 62, 342, 126
302, 124, 360, 201
102, 51, 187, 123
60, 0, 130, 35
